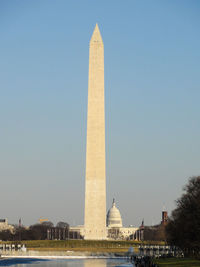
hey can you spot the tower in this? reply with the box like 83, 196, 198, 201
161, 210, 168, 225
84, 24, 106, 240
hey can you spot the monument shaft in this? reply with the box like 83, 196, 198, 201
84, 24, 106, 240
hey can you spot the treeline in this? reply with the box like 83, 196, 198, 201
140, 176, 200, 257
166, 176, 200, 257
0, 221, 68, 241
0, 224, 50, 241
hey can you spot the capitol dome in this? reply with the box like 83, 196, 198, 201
106, 199, 123, 228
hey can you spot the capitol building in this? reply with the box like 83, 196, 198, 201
106, 199, 138, 240
71, 199, 139, 240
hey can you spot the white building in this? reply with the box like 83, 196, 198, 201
0, 219, 14, 233
106, 199, 138, 240
70, 199, 139, 240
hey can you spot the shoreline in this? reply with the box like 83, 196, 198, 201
0, 249, 129, 259
1, 255, 126, 259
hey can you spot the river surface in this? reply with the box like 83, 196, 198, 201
0, 258, 135, 267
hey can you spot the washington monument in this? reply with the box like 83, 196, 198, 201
84, 24, 107, 240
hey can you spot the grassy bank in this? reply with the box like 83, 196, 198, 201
154, 258, 200, 266
0, 239, 164, 252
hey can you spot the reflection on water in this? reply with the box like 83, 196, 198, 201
84, 259, 130, 267
0, 258, 133, 267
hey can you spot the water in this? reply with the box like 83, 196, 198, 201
0, 258, 134, 267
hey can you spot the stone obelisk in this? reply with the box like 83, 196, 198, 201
84, 24, 106, 240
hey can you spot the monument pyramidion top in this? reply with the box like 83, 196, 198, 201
90, 23, 103, 45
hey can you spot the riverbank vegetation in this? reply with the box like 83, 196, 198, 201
154, 258, 200, 266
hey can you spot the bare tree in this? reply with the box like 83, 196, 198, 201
166, 176, 200, 257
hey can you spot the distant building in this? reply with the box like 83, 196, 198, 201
133, 220, 144, 241
106, 199, 138, 240
135, 210, 169, 241
161, 210, 168, 225
47, 224, 83, 240
69, 199, 139, 240
0, 219, 14, 233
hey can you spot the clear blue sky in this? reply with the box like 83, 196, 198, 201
0, 0, 200, 227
